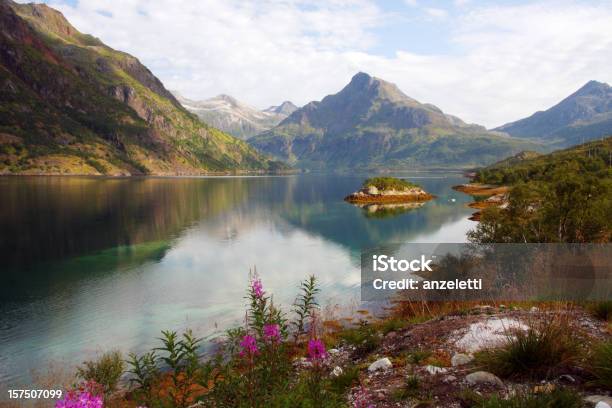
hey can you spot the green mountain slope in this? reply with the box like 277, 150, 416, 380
248, 72, 538, 170
0, 0, 283, 175
494, 81, 612, 148
475, 136, 612, 185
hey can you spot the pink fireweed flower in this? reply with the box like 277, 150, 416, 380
251, 278, 264, 298
263, 323, 281, 342
307, 338, 327, 361
55, 391, 103, 408
353, 386, 375, 408
239, 334, 259, 357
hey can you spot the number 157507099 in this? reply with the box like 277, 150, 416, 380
7, 389, 63, 399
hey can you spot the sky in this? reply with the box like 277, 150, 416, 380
21, 0, 612, 128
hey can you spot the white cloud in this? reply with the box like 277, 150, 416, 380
424, 7, 449, 19
454, 0, 470, 7
36, 0, 612, 128
404, 0, 418, 6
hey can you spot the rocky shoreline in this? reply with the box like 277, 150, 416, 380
453, 183, 509, 221
345, 185, 435, 204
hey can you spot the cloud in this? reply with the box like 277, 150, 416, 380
34, 0, 612, 128
404, 0, 418, 6
424, 7, 449, 19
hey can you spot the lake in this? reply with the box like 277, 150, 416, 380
0, 173, 475, 387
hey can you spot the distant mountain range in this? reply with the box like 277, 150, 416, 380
0, 0, 282, 175
248, 72, 536, 170
495, 80, 612, 147
174, 93, 297, 139
1, 0, 610, 175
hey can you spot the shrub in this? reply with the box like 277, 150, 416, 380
588, 301, 612, 321
362, 177, 419, 191
339, 320, 380, 357
475, 318, 579, 379
589, 340, 612, 389
378, 317, 407, 335
76, 350, 124, 395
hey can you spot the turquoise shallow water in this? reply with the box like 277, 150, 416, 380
0, 173, 475, 387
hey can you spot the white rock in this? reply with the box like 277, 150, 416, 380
328, 348, 339, 355
453, 318, 527, 353
367, 185, 379, 195
465, 371, 504, 387
586, 396, 612, 406
368, 357, 392, 372
451, 353, 474, 366
331, 366, 343, 377
425, 365, 447, 375
530, 306, 539, 312
443, 375, 457, 383
595, 402, 611, 408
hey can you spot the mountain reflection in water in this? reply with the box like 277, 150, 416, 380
0, 174, 474, 386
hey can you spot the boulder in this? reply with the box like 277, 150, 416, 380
465, 371, 504, 387
367, 185, 379, 195
451, 353, 474, 366
425, 365, 447, 375
368, 357, 392, 372
331, 366, 343, 377
585, 396, 612, 407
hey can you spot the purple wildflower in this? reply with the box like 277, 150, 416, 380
263, 323, 281, 342
251, 278, 264, 298
55, 391, 103, 408
239, 334, 259, 357
353, 386, 375, 408
307, 338, 327, 361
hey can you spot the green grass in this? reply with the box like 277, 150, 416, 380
405, 350, 433, 365
589, 340, 612, 389
362, 177, 420, 191
338, 321, 380, 356
328, 365, 360, 395
475, 319, 579, 380
392, 375, 421, 401
588, 301, 612, 321
469, 389, 585, 408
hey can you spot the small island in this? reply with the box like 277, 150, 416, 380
344, 177, 434, 204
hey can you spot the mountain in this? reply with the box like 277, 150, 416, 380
0, 0, 283, 175
263, 101, 298, 116
175, 93, 297, 140
495, 81, 612, 147
249, 72, 536, 170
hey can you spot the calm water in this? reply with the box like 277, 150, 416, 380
0, 174, 475, 387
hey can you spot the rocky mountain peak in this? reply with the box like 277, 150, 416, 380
340, 72, 416, 105
264, 101, 298, 115
572, 80, 611, 98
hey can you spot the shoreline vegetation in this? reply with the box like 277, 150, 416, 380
344, 177, 435, 204
23, 274, 612, 408
454, 137, 611, 235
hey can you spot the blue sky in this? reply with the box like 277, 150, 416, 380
24, 0, 612, 127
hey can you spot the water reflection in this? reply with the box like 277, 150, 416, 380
0, 174, 473, 386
